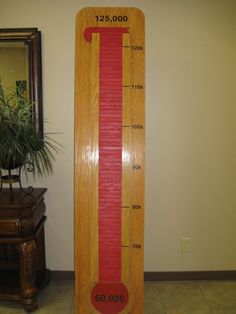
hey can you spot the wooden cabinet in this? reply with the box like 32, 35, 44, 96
0, 188, 49, 312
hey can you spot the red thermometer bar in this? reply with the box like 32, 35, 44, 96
85, 27, 129, 314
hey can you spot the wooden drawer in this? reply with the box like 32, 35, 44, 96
0, 219, 21, 237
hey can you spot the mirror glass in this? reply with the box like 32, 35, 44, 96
0, 41, 29, 95
0, 28, 43, 135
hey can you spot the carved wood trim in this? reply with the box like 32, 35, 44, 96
17, 240, 38, 299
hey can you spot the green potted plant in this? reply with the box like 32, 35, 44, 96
0, 83, 60, 190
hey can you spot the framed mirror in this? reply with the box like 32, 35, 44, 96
0, 28, 43, 135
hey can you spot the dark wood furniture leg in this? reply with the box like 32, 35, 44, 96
17, 240, 38, 312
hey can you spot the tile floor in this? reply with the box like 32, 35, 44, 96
0, 280, 236, 313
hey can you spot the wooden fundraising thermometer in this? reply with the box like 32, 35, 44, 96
75, 8, 145, 314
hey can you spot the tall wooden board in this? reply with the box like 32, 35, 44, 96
75, 7, 145, 314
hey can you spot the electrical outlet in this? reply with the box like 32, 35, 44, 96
181, 237, 192, 252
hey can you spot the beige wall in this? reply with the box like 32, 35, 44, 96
0, 0, 235, 271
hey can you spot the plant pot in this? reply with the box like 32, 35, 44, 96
0, 156, 24, 171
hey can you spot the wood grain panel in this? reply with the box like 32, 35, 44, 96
75, 7, 145, 314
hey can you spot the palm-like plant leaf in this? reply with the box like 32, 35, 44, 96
0, 83, 60, 176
